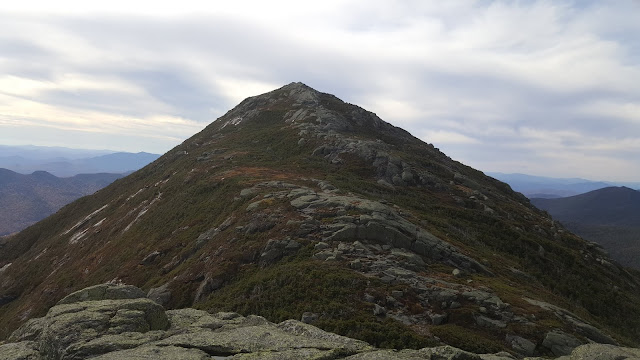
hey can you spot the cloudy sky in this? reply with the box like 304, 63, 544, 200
1, 1, 639, 181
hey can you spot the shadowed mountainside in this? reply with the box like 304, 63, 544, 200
531, 187, 640, 269
0, 169, 124, 236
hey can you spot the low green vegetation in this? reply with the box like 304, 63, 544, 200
197, 258, 434, 349
431, 325, 503, 354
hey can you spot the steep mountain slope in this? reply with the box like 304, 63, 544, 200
0, 169, 124, 236
531, 187, 640, 269
1, 83, 639, 356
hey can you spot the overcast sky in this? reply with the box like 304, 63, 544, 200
1, 1, 639, 181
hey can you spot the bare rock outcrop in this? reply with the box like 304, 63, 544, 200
2, 283, 637, 360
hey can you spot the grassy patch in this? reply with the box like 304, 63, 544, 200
431, 324, 504, 354
197, 259, 433, 349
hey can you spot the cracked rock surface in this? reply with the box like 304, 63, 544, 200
1, 283, 637, 360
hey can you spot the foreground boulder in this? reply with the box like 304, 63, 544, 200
1, 283, 638, 359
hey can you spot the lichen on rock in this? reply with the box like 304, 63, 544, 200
3, 283, 637, 360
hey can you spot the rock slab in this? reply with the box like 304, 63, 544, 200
1, 283, 639, 360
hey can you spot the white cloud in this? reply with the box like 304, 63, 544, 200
0, 93, 204, 143
577, 100, 640, 124
0, 1, 639, 180
0, 74, 146, 98
212, 77, 282, 105
421, 130, 480, 145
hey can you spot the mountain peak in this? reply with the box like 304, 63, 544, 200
279, 81, 317, 92
238, 81, 321, 110
203, 83, 429, 186
214, 82, 411, 148
280, 81, 321, 105
2, 83, 640, 353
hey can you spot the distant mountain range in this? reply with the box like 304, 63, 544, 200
0, 145, 160, 177
0, 146, 160, 235
488, 172, 640, 198
531, 187, 640, 269
0, 169, 125, 236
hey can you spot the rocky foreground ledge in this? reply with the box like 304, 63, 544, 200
1, 283, 639, 360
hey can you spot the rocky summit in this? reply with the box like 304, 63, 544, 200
1, 83, 640, 358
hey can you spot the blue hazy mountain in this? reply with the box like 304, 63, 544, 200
0, 145, 160, 177
488, 172, 640, 198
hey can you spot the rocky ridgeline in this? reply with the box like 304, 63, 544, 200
138, 179, 622, 358
215, 83, 443, 188
244, 180, 488, 273
216, 83, 542, 232
1, 283, 637, 360
248, 181, 617, 355
285, 84, 445, 188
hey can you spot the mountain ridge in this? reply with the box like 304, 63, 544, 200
0, 82, 639, 356
0, 168, 125, 236
531, 186, 640, 269
487, 172, 640, 198
0, 147, 160, 177
531, 186, 640, 227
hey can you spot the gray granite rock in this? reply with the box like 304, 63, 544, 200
506, 334, 536, 356
91, 345, 211, 360
542, 330, 583, 356
0, 341, 40, 360
568, 343, 640, 360
4, 283, 638, 360
57, 283, 146, 305
146, 283, 171, 307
